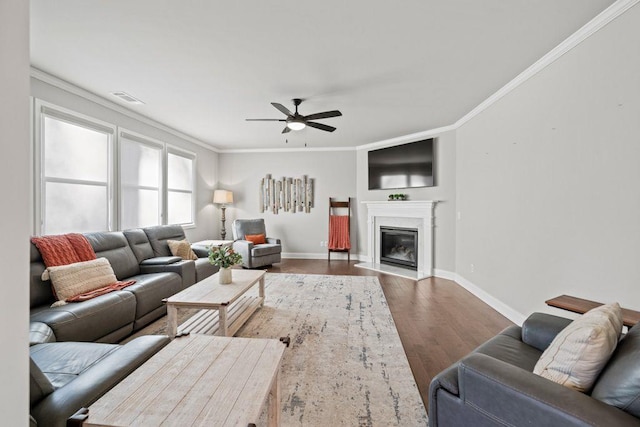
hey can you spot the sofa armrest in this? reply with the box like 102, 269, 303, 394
140, 260, 196, 288
266, 237, 281, 244
30, 322, 56, 346
139, 256, 181, 266
31, 335, 169, 427
232, 240, 253, 265
458, 353, 639, 426
521, 312, 573, 352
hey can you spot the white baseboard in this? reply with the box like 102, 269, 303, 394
281, 252, 365, 261
433, 269, 456, 281
454, 273, 526, 326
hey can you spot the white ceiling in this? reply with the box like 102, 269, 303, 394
30, 0, 615, 150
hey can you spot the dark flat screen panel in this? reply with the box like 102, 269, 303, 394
368, 139, 434, 190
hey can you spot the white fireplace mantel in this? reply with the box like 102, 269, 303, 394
356, 200, 437, 280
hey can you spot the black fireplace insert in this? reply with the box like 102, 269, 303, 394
380, 226, 418, 270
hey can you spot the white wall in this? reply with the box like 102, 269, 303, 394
0, 0, 30, 424
355, 130, 457, 273
218, 150, 357, 256
30, 77, 219, 242
456, 3, 640, 319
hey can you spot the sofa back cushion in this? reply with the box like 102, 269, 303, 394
84, 232, 140, 280
30, 243, 55, 308
232, 219, 267, 240
143, 225, 186, 257
591, 322, 640, 417
123, 229, 155, 263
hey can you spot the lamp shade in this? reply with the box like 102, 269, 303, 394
213, 190, 233, 204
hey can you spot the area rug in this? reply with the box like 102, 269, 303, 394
140, 273, 428, 426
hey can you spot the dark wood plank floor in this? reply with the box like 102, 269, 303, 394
266, 259, 513, 412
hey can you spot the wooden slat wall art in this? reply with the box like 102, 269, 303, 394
258, 174, 314, 214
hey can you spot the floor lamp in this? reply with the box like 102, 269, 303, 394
213, 190, 234, 239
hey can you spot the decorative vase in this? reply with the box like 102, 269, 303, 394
218, 267, 232, 284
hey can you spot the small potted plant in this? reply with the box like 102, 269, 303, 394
208, 245, 243, 284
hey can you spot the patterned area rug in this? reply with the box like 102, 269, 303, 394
138, 273, 428, 426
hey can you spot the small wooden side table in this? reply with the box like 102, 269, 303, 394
545, 294, 640, 328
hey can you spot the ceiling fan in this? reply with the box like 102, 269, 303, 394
246, 98, 342, 133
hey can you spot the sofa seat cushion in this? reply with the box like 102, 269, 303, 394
195, 258, 218, 282
122, 272, 182, 319
30, 335, 169, 427
30, 291, 136, 342
474, 326, 542, 372
251, 244, 281, 257
30, 342, 120, 389
591, 322, 640, 417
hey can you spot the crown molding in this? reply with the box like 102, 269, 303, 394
30, 67, 220, 153
219, 145, 356, 154
356, 124, 457, 151
454, 0, 639, 129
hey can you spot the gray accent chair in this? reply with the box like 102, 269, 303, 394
142, 224, 218, 281
429, 312, 640, 426
232, 219, 282, 268
29, 322, 169, 427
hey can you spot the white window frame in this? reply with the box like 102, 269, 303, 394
34, 100, 116, 235
118, 129, 165, 229
165, 145, 197, 228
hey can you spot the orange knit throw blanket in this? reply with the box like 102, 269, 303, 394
31, 233, 96, 266
329, 215, 351, 250
31, 233, 135, 303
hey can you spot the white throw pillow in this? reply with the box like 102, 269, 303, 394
533, 302, 623, 392
44, 258, 117, 304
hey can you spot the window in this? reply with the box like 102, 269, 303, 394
34, 101, 200, 234
167, 148, 195, 225
119, 132, 163, 229
38, 104, 114, 234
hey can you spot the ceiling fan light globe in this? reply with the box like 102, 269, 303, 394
287, 121, 306, 131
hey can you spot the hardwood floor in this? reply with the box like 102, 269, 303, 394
266, 259, 513, 412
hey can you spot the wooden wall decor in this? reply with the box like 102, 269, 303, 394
259, 174, 314, 214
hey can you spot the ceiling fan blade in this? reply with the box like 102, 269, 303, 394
245, 119, 287, 121
271, 103, 293, 117
307, 121, 336, 132
282, 126, 291, 134
303, 110, 342, 121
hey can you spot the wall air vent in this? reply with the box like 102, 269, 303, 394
110, 91, 145, 105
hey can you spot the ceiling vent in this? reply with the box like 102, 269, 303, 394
110, 91, 145, 105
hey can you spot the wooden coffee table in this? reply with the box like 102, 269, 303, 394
164, 269, 266, 338
83, 334, 286, 426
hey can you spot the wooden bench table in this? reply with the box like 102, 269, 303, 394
83, 334, 286, 426
164, 269, 266, 338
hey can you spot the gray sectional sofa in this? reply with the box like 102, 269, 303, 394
429, 312, 640, 426
29, 225, 218, 426
30, 225, 218, 343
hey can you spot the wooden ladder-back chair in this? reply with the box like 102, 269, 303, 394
328, 197, 351, 262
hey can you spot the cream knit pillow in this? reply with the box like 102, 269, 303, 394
44, 258, 117, 304
533, 302, 623, 392
167, 239, 198, 260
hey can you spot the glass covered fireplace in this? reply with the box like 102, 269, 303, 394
379, 226, 418, 270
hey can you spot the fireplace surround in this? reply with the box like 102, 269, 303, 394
357, 200, 436, 280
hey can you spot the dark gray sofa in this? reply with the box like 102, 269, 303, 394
30, 225, 217, 343
429, 313, 640, 426
143, 224, 218, 281
29, 322, 169, 427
